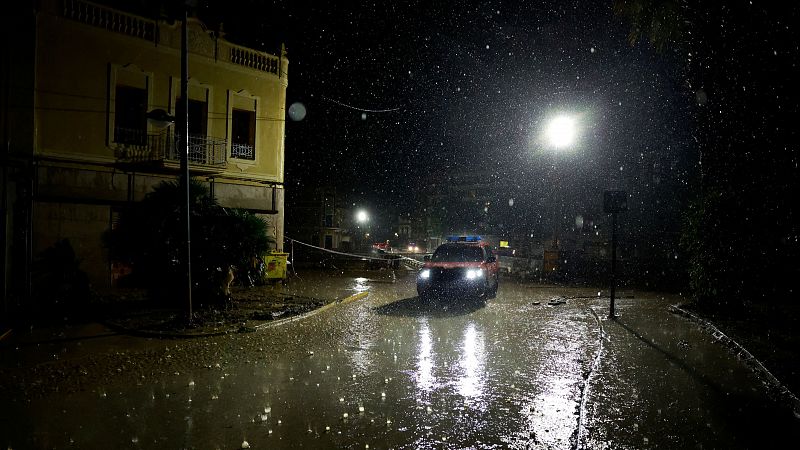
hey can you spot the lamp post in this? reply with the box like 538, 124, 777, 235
604, 190, 627, 319
356, 209, 369, 252
179, 2, 192, 321
149, 1, 193, 321
542, 114, 579, 272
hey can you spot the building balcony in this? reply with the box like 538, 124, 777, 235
60, 0, 285, 78
231, 143, 255, 160
113, 128, 228, 173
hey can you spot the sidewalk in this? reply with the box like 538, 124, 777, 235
0, 269, 385, 369
96, 268, 373, 338
582, 297, 800, 448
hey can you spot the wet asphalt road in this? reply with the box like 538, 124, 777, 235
2, 273, 799, 449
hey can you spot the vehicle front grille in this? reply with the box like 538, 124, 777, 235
430, 268, 466, 282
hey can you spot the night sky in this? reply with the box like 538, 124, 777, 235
191, 0, 695, 240
78, 0, 744, 248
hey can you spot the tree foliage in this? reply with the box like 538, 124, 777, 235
105, 179, 273, 304
615, 1, 799, 303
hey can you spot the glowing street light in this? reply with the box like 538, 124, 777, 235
356, 210, 369, 223
545, 115, 577, 149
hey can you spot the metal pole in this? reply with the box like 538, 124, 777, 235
180, 7, 192, 321
609, 211, 617, 318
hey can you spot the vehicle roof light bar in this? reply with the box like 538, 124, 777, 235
446, 235, 482, 242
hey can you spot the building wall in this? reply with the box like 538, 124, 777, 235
33, 202, 111, 289
26, 0, 288, 293
34, 1, 287, 183
2, 4, 37, 316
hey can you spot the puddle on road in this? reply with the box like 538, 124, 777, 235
1, 293, 600, 449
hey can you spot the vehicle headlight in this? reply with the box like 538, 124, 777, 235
465, 269, 484, 280
419, 269, 431, 279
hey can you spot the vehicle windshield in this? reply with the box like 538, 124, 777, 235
431, 244, 484, 262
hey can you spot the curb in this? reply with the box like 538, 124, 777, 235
254, 291, 369, 331
102, 291, 370, 338
670, 304, 800, 419
101, 319, 238, 339
575, 307, 607, 449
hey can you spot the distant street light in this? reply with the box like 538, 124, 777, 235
356, 210, 369, 223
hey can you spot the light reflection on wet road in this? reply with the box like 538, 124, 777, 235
2, 273, 798, 449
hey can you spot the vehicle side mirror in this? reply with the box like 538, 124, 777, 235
487, 256, 496, 263
423, 255, 431, 261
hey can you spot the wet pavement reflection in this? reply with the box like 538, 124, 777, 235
2, 274, 798, 449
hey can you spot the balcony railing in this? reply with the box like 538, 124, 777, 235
176, 134, 228, 166
223, 41, 280, 75
62, 0, 157, 43
59, 0, 284, 78
231, 143, 255, 160
114, 128, 227, 168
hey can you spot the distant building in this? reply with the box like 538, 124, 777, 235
286, 187, 352, 252
395, 212, 429, 252
1, 0, 288, 314
418, 170, 520, 252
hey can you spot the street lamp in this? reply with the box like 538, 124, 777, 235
537, 114, 579, 277
544, 115, 578, 149
178, 3, 192, 322
355, 210, 369, 252
146, 108, 175, 129
145, 1, 195, 322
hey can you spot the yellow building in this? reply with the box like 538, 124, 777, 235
2, 0, 288, 305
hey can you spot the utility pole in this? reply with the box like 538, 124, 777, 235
179, 2, 193, 321
604, 190, 627, 319
610, 211, 617, 317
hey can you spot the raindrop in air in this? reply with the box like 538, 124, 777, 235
695, 89, 708, 105
288, 102, 306, 121
575, 215, 584, 229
